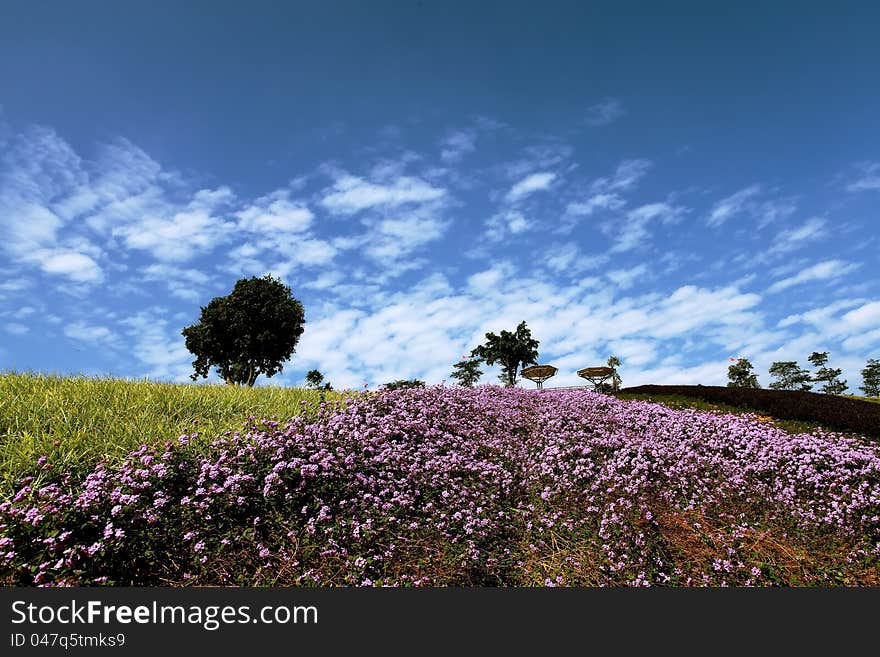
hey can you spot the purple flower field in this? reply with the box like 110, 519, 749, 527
2, 386, 879, 586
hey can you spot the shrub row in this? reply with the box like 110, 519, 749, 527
619, 385, 880, 438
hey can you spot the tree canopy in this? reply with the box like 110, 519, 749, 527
808, 351, 847, 395
861, 358, 880, 397
727, 358, 760, 388
768, 361, 813, 391
471, 321, 539, 387
607, 355, 622, 391
450, 356, 483, 387
182, 275, 305, 387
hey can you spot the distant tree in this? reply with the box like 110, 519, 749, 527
305, 369, 332, 391
607, 355, 622, 391
471, 321, 539, 387
450, 356, 483, 387
768, 361, 813, 391
808, 351, 848, 395
383, 379, 425, 391
727, 358, 760, 388
859, 358, 880, 397
182, 275, 305, 387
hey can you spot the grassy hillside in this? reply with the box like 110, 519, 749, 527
0, 371, 339, 496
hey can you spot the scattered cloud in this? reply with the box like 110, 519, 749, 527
63, 320, 120, 349
543, 242, 609, 275
440, 129, 477, 163
610, 202, 687, 253
4, 322, 28, 335
592, 159, 652, 194
607, 264, 649, 289
584, 98, 626, 126
768, 216, 827, 254
845, 162, 880, 192
707, 185, 796, 228
506, 172, 557, 202
236, 191, 313, 234
320, 174, 446, 215
566, 193, 625, 217
120, 310, 196, 382
707, 185, 761, 227
38, 250, 103, 282
767, 259, 860, 293
141, 263, 213, 301
484, 211, 531, 242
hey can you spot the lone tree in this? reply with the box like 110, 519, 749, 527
607, 355, 622, 391
471, 321, 539, 387
808, 351, 847, 395
305, 369, 332, 392
450, 356, 483, 387
182, 275, 305, 387
768, 361, 813, 391
727, 358, 760, 388
861, 358, 880, 397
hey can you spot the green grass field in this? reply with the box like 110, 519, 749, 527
0, 371, 342, 497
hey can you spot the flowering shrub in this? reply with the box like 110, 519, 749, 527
2, 387, 879, 586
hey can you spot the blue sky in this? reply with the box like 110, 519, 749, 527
1, 1, 878, 391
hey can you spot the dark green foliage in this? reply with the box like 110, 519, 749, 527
727, 358, 760, 388
768, 361, 813, 391
861, 358, 880, 397
305, 369, 332, 391
607, 355, 622, 391
809, 351, 848, 395
383, 379, 425, 391
620, 384, 880, 438
305, 369, 332, 402
182, 275, 305, 387
450, 357, 483, 387
471, 321, 539, 387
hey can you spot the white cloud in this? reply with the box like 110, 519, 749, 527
440, 129, 477, 163
768, 216, 827, 254
840, 300, 880, 331
112, 186, 235, 261
4, 322, 28, 335
610, 202, 686, 253
707, 185, 761, 227
707, 185, 795, 228
591, 159, 652, 193
0, 277, 32, 296
362, 211, 450, 264
543, 242, 609, 275
485, 210, 531, 242
141, 263, 213, 301
236, 191, 313, 234
845, 162, 880, 192
767, 259, 860, 293
120, 310, 197, 382
39, 250, 103, 282
506, 172, 556, 202
606, 264, 649, 289
320, 174, 446, 214
584, 98, 626, 126
503, 144, 572, 180
64, 320, 120, 348
566, 193, 625, 216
